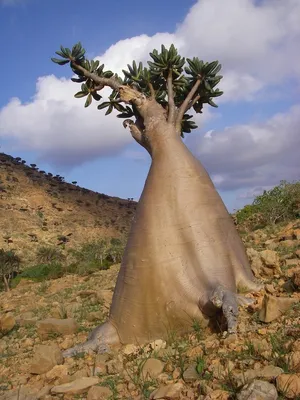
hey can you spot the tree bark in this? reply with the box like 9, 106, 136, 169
63, 122, 260, 357
109, 129, 259, 343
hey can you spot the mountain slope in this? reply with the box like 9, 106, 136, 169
0, 153, 136, 265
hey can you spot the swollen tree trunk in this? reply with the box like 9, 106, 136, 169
63, 116, 260, 357
110, 128, 258, 343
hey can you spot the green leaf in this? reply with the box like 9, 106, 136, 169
60, 46, 71, 58
51, 58, 69, 65
208, 99, 218, 107
84, 93, 92, 108
55, 51, 68, 58
74, 91, 88, 98
97, 102, 110, 110
204, 61, 219, 75
103, 71, 114, 78
105, 104, 113, 115
204, 80, 212, 91
71, 77, 86, 83
91, 92, 102, 101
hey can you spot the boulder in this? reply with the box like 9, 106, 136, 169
259, 295, 297, 322
37, 318, 78, 338
29, 344, 63, 374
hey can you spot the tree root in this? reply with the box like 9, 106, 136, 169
62, 322, 120, 358
209, 286, 239, 334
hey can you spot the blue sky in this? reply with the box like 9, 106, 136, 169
0, 0, 299, 211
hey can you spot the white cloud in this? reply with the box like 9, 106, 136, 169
190, 104, 300, 191
0, 0, 300, 169
0, 76, 131, 165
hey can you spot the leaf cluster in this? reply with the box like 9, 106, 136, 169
51, 42, 224, 136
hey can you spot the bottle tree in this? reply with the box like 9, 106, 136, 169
52, 43, 261, 356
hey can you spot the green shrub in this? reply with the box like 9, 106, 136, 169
236, 180, 300, 231
0, 249, 21, 291
36, 246, 65, 264
12, 263, 64, 285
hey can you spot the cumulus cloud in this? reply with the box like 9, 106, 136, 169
190, 104, 300, 191
0, 0, 300, 169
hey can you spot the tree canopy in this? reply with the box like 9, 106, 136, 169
51, 43, 223, 137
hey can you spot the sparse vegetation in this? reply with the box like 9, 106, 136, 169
236, 180, 300, 231
0, 249, 21, 291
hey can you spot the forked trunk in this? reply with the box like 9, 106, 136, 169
109, 127, 258, 344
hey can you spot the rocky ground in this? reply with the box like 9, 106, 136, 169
0, 221, 300, 400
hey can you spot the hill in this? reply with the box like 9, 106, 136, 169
0, 152, 136, 266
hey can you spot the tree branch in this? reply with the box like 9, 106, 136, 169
71, 61, 121, 91
186, 94, 201, 112
148, 82, 155, 99
176, 78, 202, 131
167, 69, 176, 124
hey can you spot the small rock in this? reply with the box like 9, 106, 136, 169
150, 382, 184, 399
186, 345, 204, 359
29, 344, 63, 374
142, 358, 165, 379
259, 295, 297, 323
37, 318, 78, 338
51, 377, 99, 394
260, 250, 280, 268
96, 290, 113, 307
276, 373, 300, 398
289, 351, 300, 372
122, 343, 139, 355
293, 270, 300, 288
45, 364, 69, 383
183, 363, 199, 382
250, 338, 271, 354
204, 390, 230, 400
237, 380, 278, 400
87, 385, 113, 399
0, 312, 15, 333
265, 284, 275, 294
1, 386, 38, 400
87, 311, 103, 322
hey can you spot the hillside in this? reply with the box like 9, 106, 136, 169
0, 153, 136, 265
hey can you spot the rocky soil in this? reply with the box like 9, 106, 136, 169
0, 218, 300, 399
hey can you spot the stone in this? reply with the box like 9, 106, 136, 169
293, 270, 300, 288
1, 386, 38, 400
122, 343, 139, 355
150, 382, 184, 399
37, 318, 78, 338
87, 311, 103, 322
234, 366, 283, 386
87, 385, 113, 399
96, 290, 113, 307
204, 390, 230, 400
0, 313, 15, 333
258, 295, 297, 322
29, 344, 63, 374
237, 380, 278, 400
186, 345, 204, 359
250, 338, 271, 354
260, 250, 280, 268
45, 364, 69, 383
289, 351, 300, 372
246, 248, 263, 276
142, 358, 165, 379
183, 363, 200, 382
276, 373, 300, 398
51, 377, 99, 394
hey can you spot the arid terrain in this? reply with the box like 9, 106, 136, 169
0, 154, 300, 400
